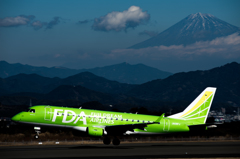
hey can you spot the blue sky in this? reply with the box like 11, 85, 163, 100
0, 0, 240, 72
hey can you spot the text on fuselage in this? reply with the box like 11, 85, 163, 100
52, 109, 122, 125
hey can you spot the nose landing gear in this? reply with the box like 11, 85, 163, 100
34, 127, 41, 139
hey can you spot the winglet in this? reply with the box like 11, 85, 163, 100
155, 113, 164, 123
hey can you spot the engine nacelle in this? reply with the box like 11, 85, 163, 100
87, 127, 104, 136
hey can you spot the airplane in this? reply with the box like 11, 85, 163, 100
11, 87, 216, 145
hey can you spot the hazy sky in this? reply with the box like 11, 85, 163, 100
0, 0, 240, 72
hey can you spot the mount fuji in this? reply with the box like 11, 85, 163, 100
129, 13, 240, 49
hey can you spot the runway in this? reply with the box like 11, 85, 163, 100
1, 141, 240, 159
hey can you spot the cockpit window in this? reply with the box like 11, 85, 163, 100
29, 109, 35, 113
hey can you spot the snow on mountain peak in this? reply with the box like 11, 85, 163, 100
187, 13, 215, 20
183, 13, 233, 32
129, 13, 240, 49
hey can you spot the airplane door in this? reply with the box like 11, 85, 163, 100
44, 106, 52, 121
163, 119, 170, 131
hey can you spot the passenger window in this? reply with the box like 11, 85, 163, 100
137, 120, 139, 122
143, 120, 145, 123
132, 119, 134, 122
116, 118, 118, 120
121, 119, 123, 121
126, 119, 128, 121
29, 109, 35, 113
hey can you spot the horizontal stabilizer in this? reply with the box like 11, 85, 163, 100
154, 113, 164, 123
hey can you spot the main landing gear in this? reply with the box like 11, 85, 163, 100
103, 137, 120, 146
34, 127, 41, 139
103, 137, 111, 145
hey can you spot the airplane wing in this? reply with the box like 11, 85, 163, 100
104, 113, 165, 135
105, 123, 152, 135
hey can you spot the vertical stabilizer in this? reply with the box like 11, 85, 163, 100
168, 87, 216, 125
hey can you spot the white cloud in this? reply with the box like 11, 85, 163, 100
109, 33, 240, 60
0, 15, 62, 30
0, 15, 34, 27
92, 6, 150, 32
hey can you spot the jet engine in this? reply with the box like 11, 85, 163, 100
87, 127, 104, 136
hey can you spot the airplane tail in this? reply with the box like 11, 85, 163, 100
168, 87, 216, 125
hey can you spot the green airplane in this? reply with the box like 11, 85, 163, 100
11, 87, 216, 145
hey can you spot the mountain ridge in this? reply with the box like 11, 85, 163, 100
0, 71, 135, 95
127, 62, 240, 106
0, 62, 239, 114
0, 61, 172, 84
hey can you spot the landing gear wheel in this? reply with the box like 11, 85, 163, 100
103, 137, 111, 145
34, 135, 39, 139
112, 138, 120, 146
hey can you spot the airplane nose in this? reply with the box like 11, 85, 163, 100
11, 114, 20, 121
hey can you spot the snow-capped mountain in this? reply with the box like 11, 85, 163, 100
129, 13, 240, 49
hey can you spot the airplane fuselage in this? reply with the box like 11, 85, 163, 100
12, 105, 189, 135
